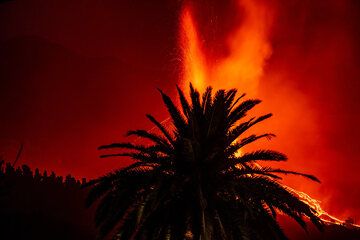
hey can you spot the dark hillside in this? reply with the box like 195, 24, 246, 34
0, 161, 96, 240
1, 161, 359, 240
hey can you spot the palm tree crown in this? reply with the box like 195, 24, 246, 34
86, 84, 323, 240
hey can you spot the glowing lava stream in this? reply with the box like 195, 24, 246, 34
287, 186, 360, 228
178, 0, 359, 228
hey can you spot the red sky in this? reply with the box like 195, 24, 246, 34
1, 0, 360, 222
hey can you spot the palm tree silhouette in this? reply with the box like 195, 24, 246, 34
85, 84, 323, 240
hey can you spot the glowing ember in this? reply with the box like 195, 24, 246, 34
178, 0, 359, 228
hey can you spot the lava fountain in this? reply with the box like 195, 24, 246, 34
180, 0, 272, 96
178, 0, 359, 228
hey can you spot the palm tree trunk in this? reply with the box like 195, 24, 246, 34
215, 210, 227, 240
198, 186, 208, 240
164, 226, 171, 240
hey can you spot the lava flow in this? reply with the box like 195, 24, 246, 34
178, 0, 358, 228
287, 185, 360, 228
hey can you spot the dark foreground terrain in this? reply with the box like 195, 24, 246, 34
0, 161, 359, 240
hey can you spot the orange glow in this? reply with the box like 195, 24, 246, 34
180, 0, 272, 96
178, 0, 359, 228
289, 186, 360, 228
180, 7, 207, 93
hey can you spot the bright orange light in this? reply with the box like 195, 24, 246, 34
180, 0, 272, 96
288, 186, 360, 228
180, 7, 207, 93
178, 0, 359, 229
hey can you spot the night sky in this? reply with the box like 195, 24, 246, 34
1, 0, 360, 223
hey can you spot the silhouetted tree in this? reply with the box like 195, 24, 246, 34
5, 162, 14, 175
86, 84, 323, 240
0, 162, 85, 188
34, 168, 41, 181
43, 170, 48, 178
0, 161, 93, 239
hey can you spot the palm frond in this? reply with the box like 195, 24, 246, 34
202, 86, 213, 114
158, 88, 187, 132
263, 168, 320, 183
189, 83, 201, 111
126, 130, 172, 149
176, 85, 191, 117
146, 114, 175, 145
228, 99, 262, 126
230, 150, 287, 166
87, 83, 323, 239
227, 113, 273, 144
98, 142, 169, 155
226, 134, 276, 157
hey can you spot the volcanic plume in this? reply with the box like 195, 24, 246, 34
0, 0, 360, 231
179, 0, 360, 226
180, 0, 272, 95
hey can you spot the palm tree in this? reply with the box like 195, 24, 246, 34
85, 84, 323, 240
